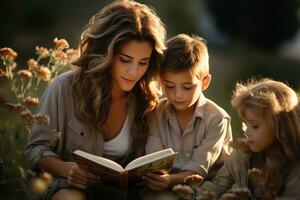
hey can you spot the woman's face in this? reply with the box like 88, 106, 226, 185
112, 40, 153, 93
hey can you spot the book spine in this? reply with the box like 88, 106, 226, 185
119, 171, 128, 190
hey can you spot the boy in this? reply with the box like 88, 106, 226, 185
142, 34, 233, 199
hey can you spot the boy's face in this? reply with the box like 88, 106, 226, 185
242, 108, 275, 153
161, 70, 203, 111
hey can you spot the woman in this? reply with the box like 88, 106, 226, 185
26, 1, 166, 199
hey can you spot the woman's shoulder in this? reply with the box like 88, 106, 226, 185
42, 70, 78, 99
47, 70, 77, 91
52, 70, 77, 85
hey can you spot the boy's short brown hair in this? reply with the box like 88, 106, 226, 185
161, 34, 209, 79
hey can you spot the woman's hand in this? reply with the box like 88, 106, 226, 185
143, 172, 172, 191
66, 162, 100, 189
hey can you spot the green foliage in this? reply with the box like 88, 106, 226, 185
0, 39, 76, 199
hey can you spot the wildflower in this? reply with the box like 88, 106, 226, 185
27, 58, 38, 70
66, 48, 78, 60
48, 130, 61, 149
0, 47, 17, 60
30, 177, 48, 194
33, 114, 50, 125
184, 174, 204, 186
25, 125, 31, 134
173, 184, 193, 200
220, 193, 238, 200
40, 172, 53, 185
18, 70, 32, 79
8, 61, 17, 69
5, 103, 26, 112
52, 49, 67, 59
248, 168, 262, 181
198, 190, 215, 200
18, 166, 26, 179
35, 46, 49, 58
35, 65, 51, 81
230, 188, 251, 199
54, 37, 69, 49
0, 69, 5, 77
24, 97, 39, 106
20, 109, 33, 122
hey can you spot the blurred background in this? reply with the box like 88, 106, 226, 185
1, 0, 300, 198
1, 0, 300, 134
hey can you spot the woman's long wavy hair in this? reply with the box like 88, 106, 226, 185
231, 78, 300, 198
72, 0, 166, 156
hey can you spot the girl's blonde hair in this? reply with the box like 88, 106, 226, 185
231, 78, 300, 197
72, 0, 166, 156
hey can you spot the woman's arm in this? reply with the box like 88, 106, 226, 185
38, 156, 99, 189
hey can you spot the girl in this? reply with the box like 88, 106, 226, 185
199, 78, 300, 199
26, 1, 166, 200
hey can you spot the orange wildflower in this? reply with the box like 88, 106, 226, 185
35, 65, 51, 81
66, 48, 79, 60
54, 38, 69, 49
18, 70, 32, 79
8, 61, 17, 69
27, 58, 38, 70
184, 174, 204, 185
40, 172, 53, 185
20, 109, 33, 122
33, 114, 50, 125
5, 103, 26, 112
173, 184, 193, 200
30, 178, 48, 194
52, 49, 67, 59
35, 46, 49, 58
24, 97, 39, 106
0, 47, 17, 60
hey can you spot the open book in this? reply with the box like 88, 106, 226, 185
72, 148, 176, 189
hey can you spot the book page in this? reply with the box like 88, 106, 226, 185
125, 148, 175, 171
73, 150, 124, 172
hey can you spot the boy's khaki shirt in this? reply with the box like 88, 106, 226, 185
146, 94, 233, 178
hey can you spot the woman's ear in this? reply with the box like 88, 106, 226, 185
201, 74, 211, 91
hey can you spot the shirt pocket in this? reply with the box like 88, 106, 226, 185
65, 116, 90, 153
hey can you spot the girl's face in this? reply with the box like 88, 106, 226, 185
112, 40, 153, 93
242, 108, 276, 153
161, 70, 202, 111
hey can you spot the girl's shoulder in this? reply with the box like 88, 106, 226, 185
224, 149, 251, 169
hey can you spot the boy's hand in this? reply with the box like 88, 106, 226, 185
66, 162, 101, 189
143, 172, 171, 191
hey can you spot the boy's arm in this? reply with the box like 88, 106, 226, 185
145, 112, 165, 154
182, 116, 231, 177
144, 170, 196, 191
